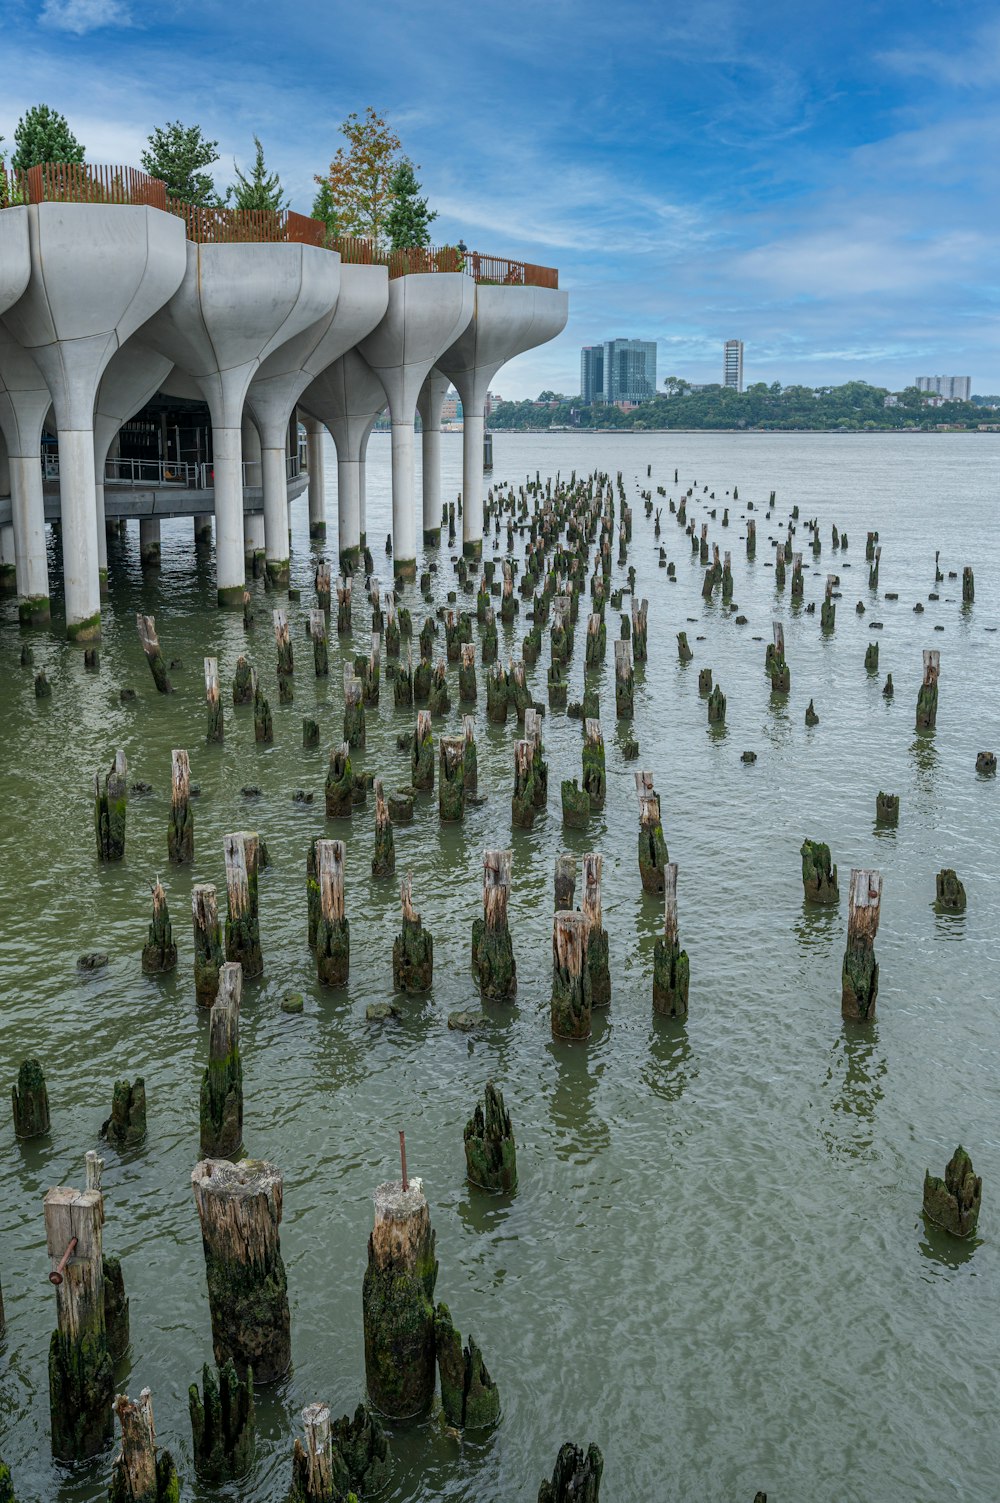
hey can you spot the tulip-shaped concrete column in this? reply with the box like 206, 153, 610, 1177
0, 322, 52, 624
93, 340, 173, 588
242, 414, 264, 568
438, 285, 568, 557
246, 261, 385, 586
2, 203, 186, 637
416, 366, 450, 546
142, 241, 338, 606
300, 348, 387, 574
304, 416, 326, 539
359, 273, 475, 576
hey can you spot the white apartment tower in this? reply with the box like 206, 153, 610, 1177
724, 339, 744, 392
916, 376, 971, 401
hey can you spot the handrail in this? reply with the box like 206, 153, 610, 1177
0, 161, 558, 285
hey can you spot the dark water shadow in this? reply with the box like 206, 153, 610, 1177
820, 1020, 887, 1162
641, 1015, 694, 1105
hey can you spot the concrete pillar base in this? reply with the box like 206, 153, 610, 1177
309, 521, 327, 540
139, 518, 161, 568
194, 514, 213, 544
218, 584, 245, 609
423, 528, 441, 546
67, 609, 102, 642
394, 557, 417, 580
463, 538, 483, 561
266, 558, 290, 588
19, 594, 51, 625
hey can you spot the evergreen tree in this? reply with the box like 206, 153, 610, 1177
230, 135, 286, 213
11, 104, 85, 171
385, 160, 437, 250
311, 179, 339, 242
141, 121, 221, 204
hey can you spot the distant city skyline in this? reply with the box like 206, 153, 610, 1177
580, 339, 657, 405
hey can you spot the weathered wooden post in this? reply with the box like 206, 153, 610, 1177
652, 862, 689, 1018
507, 657, 531, 721
205, 657, 223, 742
287, 1403, 340, 1501
94, 750, 128, 862
962, 566, 974, 604
251, 669, 273, 743
45, 1183, 113, 1458
923, 1147, 981, 1238
551, 909, 592, 1039
585, 611, 606, 668
486, 661, 508, 723
463, 715, 478, 797
393, 874, 433, 993
774, 544, 786, 590
631, 598, 648, 661
554, 853, 576, 910
976, 751, 996, 775
637, 773, 668, 894
315, 560, 332, 613
464, 1082, 516, 1192
435, 1304, 501, 1430
747, 518, 756, 557
273, 609, 294, 692
343, 669, 365, 747
200, 962, 243, 1160
108, 1388, 179, 1503
232, 654, 253, 705
582, 719, 606, 809
12, 1058, 50, 1138
224, 833, 263, 979
801, 840, 838, 903
372, 780, 395, 876
325, 743, 353, 818
411, 709, 434, 790
362, 1160, 438, 1417
136, 614, 172, 693
191, 884, 224, 1008
916, 649, 939, 730
191, 1158, 290, 1381
141, 879, 177, 975
315, 839, 349, 987
458, 641, 477, 703
676, 630, 693, 662
366, 633, 381, 707
336, 575, 352, 634
821, 574, 836, 632
428, 656, 450, 718
868, 544, 881, 589
439, 737, 466, 822
707, 682, 726, 724
101, 1079, 146, 1149
768, 622, 789, 691
82, 1150, 129, 1365
841, 869, 882, 1021
472, 850, 517, 1001
935, 869, 967, 912
395, 645, 414, 708
189, 1359, 255, 1482
614, 638, 634, 719
582, 853, 610, 1006
310, 610, 329, 677
876, 791, 899, 826
511, 739, 537, 829
865, 641, 879, 674
525, 706, 547, 808
167, 749, 194, 864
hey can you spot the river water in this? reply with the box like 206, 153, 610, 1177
1, 431, 998, 1503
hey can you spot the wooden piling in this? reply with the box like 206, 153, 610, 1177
167, 749, 194, 864
582, 852, 610, 1007
343, 670, 365, 747
472, 850, 517, 1001
315, 561, 331, 613
44, 1183, 113, 1458
434, 1303, 500, 1430
191, 884, 224, 1008
136, 614, 172, 694
232, 655, 252, 705
325, 742, 353, 817
464, 1081, 516, 1193
511, 739, 537, 829
923, 1147, 981, 1238
841, 868, 882, 1020
551, 909, 592, 1039
200, 961, 243, 1159
637, 774, 669, 894
315, 839, 349, 987
224, 833, 263, 979
582, 719, 606, 808
554, 854, 576, 910
463, 715, 478, 796
652, 863, 689, 1018
393, 874, 433, 993
12, 1058, 50, 1138
94, 750, 128, 862
439, 738, 466, 822
189, 1359, 255, 1481
310, 610, 329, 677
363, 1175, 438, 1417
251, 669, 273, 743
800, 840, 839, 903
273, 609, 294, 680
916, 649, 939, 730
336, 575, 352, 634
109, 1388, 179, 1503
459, 641, 477, 702
101, 1079, 146, 1149
372, 780, 395, 876
141, 880, 177, 975
205, 657, 223, 742
614, 639, 634, 719
411, 709, 434, 790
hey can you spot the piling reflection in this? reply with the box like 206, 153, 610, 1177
794, 898, 840, 956
909, 730, 939, 789
821, 1021, 887, 1161
546, 1031, 609, 1163
642, 1015, 693, 1104
918, 1218, 980, 1271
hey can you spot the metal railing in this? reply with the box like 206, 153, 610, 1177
1, 162, 558, 286
43, 455, 269, 489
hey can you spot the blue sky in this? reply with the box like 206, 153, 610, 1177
2, 0, 997, 397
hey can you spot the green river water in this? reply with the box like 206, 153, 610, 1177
1, 431, 998, 1502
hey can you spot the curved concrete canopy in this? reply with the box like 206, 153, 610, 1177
94, 339, 174, 470
0, 208, 31, 319
300, 348, 387, 569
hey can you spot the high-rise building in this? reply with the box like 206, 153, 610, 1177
723, 340, 744, 392
580, 339, 657, 404
580, 345, 605, 404
915, 375, 971, 401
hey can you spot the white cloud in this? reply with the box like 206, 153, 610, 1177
39, 0, 132, 36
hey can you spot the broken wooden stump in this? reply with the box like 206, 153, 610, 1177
698, 667, 713, 695
336, 575, 352, 634
821, 574, 836, 632
224, 833, 263, 979
394, 646, 414, 708
288, 1402, 343, 1502
372, 780, 395, 876
315, 561, 332, 613
865, 642, 879, 674
94, 750, 128, 861
325, 743, 353, 818
136, 614, 172, 694
923, 1147, 981, 1238
315, 839, 349, 987
582, 852, 610, 1007
189, 1360, 255, 1482
200, 962, 243, 1159
363, 1173, 438, 1417
637, 775, 668, 894
232, 655, 253, 705
12, 1058, 49, 1138
963, 565, 974, 604
464, 1081, 517, 1192
45, 1183, 114, 1458
916, 649, 939, 730
768, 622, 789, 692
436, 738, 464, 823
166, 748, 194, 864
935, 868, 966, 912
841, 869, 882, 1021
273, 608, 294, 682
472, 849, 517, 1001
547, 662, 568, 710
310, 610, 329, 678
205, 657, 223, 742
883, 672, 894, 699
676, 630, 693, 662
101, 1079, 146, 1150
707, 682, 726, 724
876, 791, 899, 827
581, 719, 606, 809
251, 669, 273, 743
427, 656, 450, 718
34, 668, 51, 698
805, 698, 819, 726
108, 1388, 179, 1503
746, 519, 756, 557
614, 638, 634, 720
463, 715, 478, 797
411, 709, 434, 791
434, 1303, 500, 1430
551, 909, 592, 1040
554, 853, 576, 910
343, 670, 365, 748
507, 657, 531, 721
393, 875, 433, 993
191, 883, 225, 1008
329, 1405, 390, 1497
511, 738, 538, 829
585, 611, 606, 668
869, 545, 881, 590
365, 633, 381, 707
976, 751, 996, 776
526, 706, 547, 807
631, 597, 648, 661
141, 880, 177, 975
459, 641, 477, 703
801, 839, 838, 903
652, 861, 689, 1018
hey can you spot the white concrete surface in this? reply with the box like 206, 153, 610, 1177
93, 339, 173, 585
300, 349, 387, 569
0, 321, 52, 619
415, 366, 450, 543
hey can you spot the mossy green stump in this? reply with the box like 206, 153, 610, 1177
331, 1404, 390, 1496
108, 1393, 180, 1503
317, 916, 350, 989
94, 750, 128, 862
411, 721, 434, 791
48, 1324, 114, 1460
306, 841, 321, 950
458, 659, 478, 701
200, 982, 243, 1159
875, 791, 899, 827
189, 1360, 255, 1481
638, 823, 668, 895
428, 667, 450, 718
194, 886, 226, 1004
435, 1304, 500, 1430
698, 667, 713, 695
582, 686, 599, 721
676, 632, 693, 663
770, 660, 790, 692
916, 681, 938, 731
325, 746, 353, 818
464, 1081, 517, 1192
413, 657, 433, 703
551, 912, 592, 1040
232, 658, 253, 705
707, 684, 726, 724
581, 732, 605, 810
801, 840, 838, 903
922, 1147, 981, 1239
507, 666, 532, 721
302, 716, 320, 748
472, 921, 517, 1002
935, 868, 966, 912
103, 1253, 130, 1360
883, 673, 894, 699
439, 740, 466, 822
363, 1180, 438, 1418
821, 598, 836, 632
393, 913, 433, 994
547, 665, 568, 710
12, 1057, 50, 1138
774, 554, 786, 589
587, 926, 611, 1008
481, 618, 498, 664
585, 618, 606, 667
538, 1441, 604, 1503
484, 664, 508, 723
101, 1078, 146, 1149
394, 660, 413, 707
652, 937, 690, 1018
253, 681, 273, 743
561, 779, 589, 828
142, 882, 177, 975
191, 1159, 291, 1383
464, 738, 479, 797
343, 696, 365, 748
0, 1458, 14, 1501
865, 642, 879, 673
841, 941, 879, 1022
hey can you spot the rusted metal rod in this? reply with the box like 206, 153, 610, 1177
48, 1236, 78, 1286
399, 1130, 408, 1193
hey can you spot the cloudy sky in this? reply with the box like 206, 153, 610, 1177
2, 0, 996, 397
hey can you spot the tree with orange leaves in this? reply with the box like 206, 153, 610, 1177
315, 107, 403, 247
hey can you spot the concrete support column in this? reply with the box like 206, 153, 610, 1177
194, 513, 213, 544
390, 419, 417, 577
421, 424, 442, 544
212, 425, 246, 607
57, 428, 102, 640
244, 510, 265, 570
95, 480, 109, 594
0, 521, 15, 593
261, 440, 290, 586
307, 421, 325, 539
9, 455, 50, 622
139, 516, 161, 568
461, 398, 486, 560
337, 455, 361, 574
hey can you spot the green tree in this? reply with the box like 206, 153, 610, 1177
316, 107, 402, 246
141, 121, 221, 204
11, 104, 85, 171
384, 159, 436, 250
229, 135, 286, 213
311, 178, 339, 241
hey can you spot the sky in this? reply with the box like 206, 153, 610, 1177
1, 0, 997, 398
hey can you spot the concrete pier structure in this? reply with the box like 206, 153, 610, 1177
304, 416, 326, 539
416, 366, 450, 545
0, 323, 52, 623
93, 340, 173, 588
301, 349, 387, 574
2, 203, 187, 637
359, 274, 475, 577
